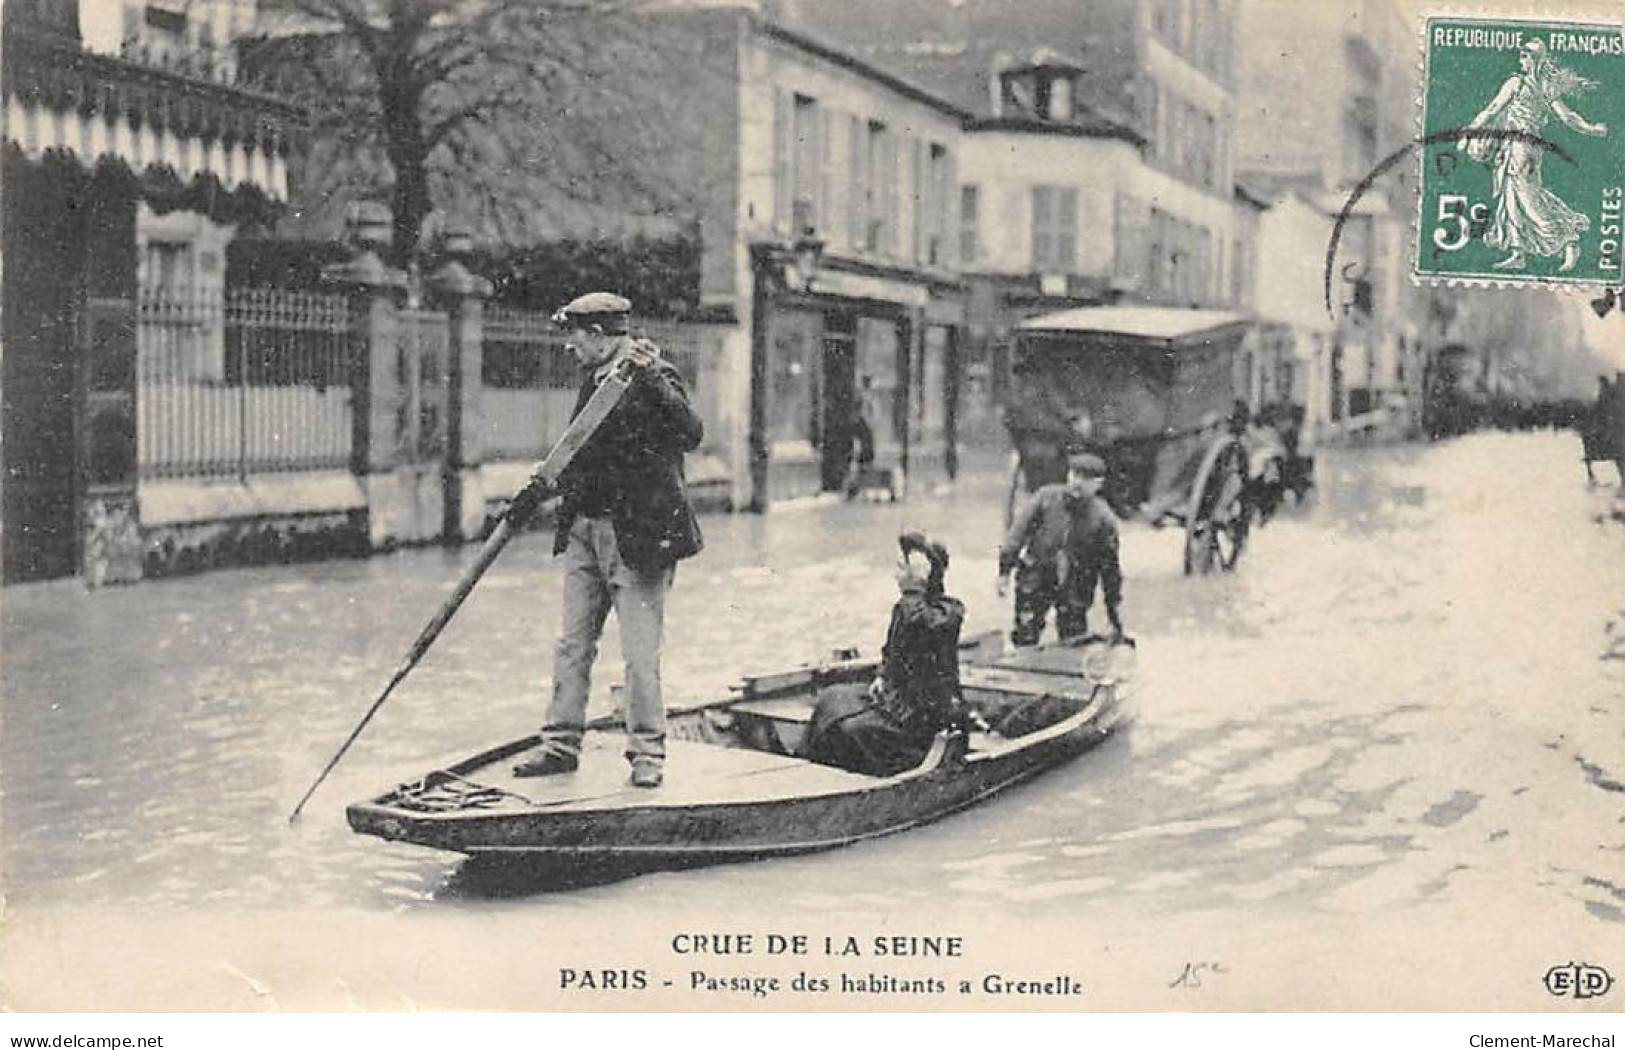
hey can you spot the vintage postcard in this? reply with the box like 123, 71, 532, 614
1, 0, 1623, 1032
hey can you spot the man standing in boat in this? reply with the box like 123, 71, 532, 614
998, 450, 1125, 647
512, 292, 704, 789
801, 532, 968, 777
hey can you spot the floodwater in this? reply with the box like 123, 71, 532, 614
1, 431, 1622, 1008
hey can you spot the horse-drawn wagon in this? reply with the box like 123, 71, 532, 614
1005, 306, 1307, 575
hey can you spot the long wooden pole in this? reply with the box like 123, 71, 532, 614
288, 364, 633, 823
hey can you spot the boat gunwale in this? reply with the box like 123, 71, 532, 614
346, 679, 1121, 832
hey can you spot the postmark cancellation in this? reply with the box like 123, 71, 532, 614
1417, 14, 1624, 289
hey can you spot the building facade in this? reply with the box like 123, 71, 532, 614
643, 9, 970, 507
766, 0, 1245, 438
2, 0, 299, 583
1233, 0, 1425, 439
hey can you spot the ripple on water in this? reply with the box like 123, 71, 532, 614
1313, 843, 1391, 868
1103, 815, 1247, 842
940, 851, 1042, 873
1230, 867, 1317, 902
1000, 877, 1115, 902
1125, 871, 1199, 893
1212, 743, 1336, 798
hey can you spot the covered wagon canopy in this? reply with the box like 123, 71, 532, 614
1016, 305, 1251, 349
1012, 305, 1255, 441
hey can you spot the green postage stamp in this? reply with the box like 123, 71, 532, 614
1418, 15, 1624, 286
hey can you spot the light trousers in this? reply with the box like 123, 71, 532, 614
540, 516, 673, 764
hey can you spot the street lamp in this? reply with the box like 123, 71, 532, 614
788, 226, 826, 293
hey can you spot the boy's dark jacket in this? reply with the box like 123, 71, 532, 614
999, 484, 1123, 610
553, 347, 704, 570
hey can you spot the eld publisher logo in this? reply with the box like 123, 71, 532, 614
1545, 962, 1613, 999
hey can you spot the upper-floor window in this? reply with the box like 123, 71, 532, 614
1114, 193, 1146, 287
1231, 236, 1247, 305
866, 120, 897, 254
960, 184, 980, 265
924, 143, 950, 266
1031, 186, 1077, 272
776, 91, 822, 236
791, 94, 820, 234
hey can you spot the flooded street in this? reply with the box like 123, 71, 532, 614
2, 430, 1622, 1009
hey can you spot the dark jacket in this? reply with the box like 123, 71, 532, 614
553, 347, 704, 570
875, 589, 966, 735
1000, 484, 1122, 610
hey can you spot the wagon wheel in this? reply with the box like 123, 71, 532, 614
1182, 437, 1251, 576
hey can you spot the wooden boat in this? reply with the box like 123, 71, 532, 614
346, 635, 1135, 864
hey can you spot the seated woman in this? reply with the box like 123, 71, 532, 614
801, 532, 967, 777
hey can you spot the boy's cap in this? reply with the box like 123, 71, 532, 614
1066, 451, 1107, 478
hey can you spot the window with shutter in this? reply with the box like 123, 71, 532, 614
960, 184, 980, 265
848, 114, 864, 250
911, 137, 925, 263
773, 88, 792, 233
864, 120, 888, 253
791, 94, 818, 235
819, 107, 834, 238
1031, 186, 1075, 271
1056, 187, 1077, 271
883, 129, 900, 255
1032, 187, 1054, 270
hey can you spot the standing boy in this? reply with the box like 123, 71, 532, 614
998, 451, 1125, 646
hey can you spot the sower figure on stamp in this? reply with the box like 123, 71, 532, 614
998, 451, 1125, 647
512, 292, 704, 789
1456, 38, 1608, 273
801, 532, 969, 777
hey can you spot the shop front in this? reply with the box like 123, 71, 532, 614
752, 261, 963, 506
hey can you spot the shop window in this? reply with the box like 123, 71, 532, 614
770, 316, 819, 448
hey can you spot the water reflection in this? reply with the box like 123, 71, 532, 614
437, 853, 737, 900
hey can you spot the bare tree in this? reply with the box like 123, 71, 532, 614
254, 0, 720, 258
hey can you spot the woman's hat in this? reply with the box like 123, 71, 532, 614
898, 530, 950, 587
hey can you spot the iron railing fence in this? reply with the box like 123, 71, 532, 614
137, 286, 352, 480
479, 309, 703, 462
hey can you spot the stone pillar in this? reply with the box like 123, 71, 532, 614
427, 257, 491, 543
323, 232, 408, 550
80, 164, 143, 586
897, 308, 918, 499
746, 249, 774, 513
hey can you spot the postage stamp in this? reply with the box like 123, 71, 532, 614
1417, 14, 1625, 287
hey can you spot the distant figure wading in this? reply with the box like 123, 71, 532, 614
1456, 38, 1608, 272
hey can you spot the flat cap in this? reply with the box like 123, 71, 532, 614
551, 291, 631, 327
1065, 450, 1107, 477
